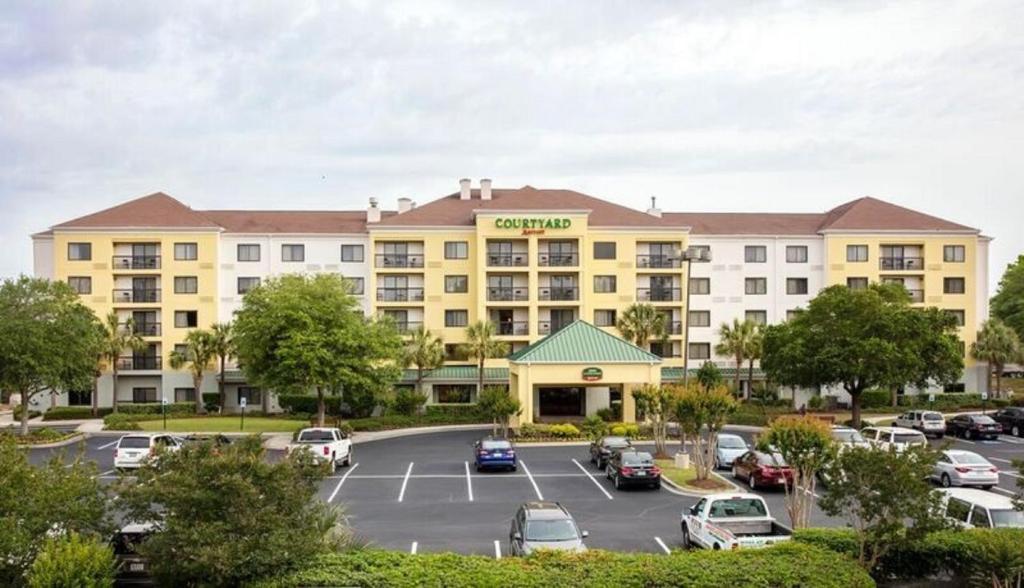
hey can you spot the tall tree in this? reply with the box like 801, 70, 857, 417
762, 283, 963, 428
169, 329, 217, 414
672, 382, 737, 480
232, 274, 402, 426
631, 384, 678, 458
0, 277, 103, 435
758, 416, 835, 529
477, 385, 522, 437
98, 310, 146, 415
459, 321, 509, 398
209, 322, 235, 412
992, 254, 1024, 342
745, 323, 764, 397
715, 318, 756, 396
971, 318, 1021, 398
401, 326, 445, 398
616, 303, 668, 350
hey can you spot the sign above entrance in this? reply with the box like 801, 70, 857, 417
494, 217, 572, 236
582, 367, 603, 382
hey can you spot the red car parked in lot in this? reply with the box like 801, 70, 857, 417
731, 450, 794, 491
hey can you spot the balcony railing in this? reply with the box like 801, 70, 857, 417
487, 287, 529, 302
112, 289, 161, 303
636, 254, 681, 269
907, 289, 925, 303
637, 287, 682, 302
122, 322, 161, 337
494, 321, 529, 336
376, 287, 424, 302
117, 356, 162, 371
487, 253, 529, 267
390, 321, 422, 334
538, 252, 578, 267
665, 321, 683, 335
538, 286, 579, 301
879, 257, 924, 270
537, 321, 574, 336
112, 255, 161, 270
374, 254, 424, 268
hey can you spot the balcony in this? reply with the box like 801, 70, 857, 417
487, 287, 529, 302
537, 321, 574, 336
636, 254, 681, 269
538, 252, 579, 267
112, 255, 161, 270
907, 289, 925, 303
117, 356, 162, 371
376, 287, 424, 302
374, 254, 424, 268
665, 321, 683, 335
487, 253, 529, 267
112, 289, 161, 303
391, 321, 422, 334
495, 321, 529, 336
122, 322, 161, 337
637, 287, 682, 302
879, 257, 924, 271
538, 286, 579, 301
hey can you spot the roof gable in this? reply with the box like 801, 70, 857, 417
54, 192, 221, 230
508, 320, 662, 364
819, 197, 977, 233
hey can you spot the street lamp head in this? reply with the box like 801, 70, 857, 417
682, 246, 711, 262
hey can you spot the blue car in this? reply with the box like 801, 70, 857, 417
475, 438, 517, 471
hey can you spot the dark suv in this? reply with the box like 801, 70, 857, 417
605, 449, 661, 490
992, 407, 1024, 437
589, 436, 632, 470
508, 502, 588, 556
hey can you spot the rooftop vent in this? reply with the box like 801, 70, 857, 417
646, 196, 662, 218
480, 178, 492, 200
366, 197, 381, 223
459, 178, 471, 200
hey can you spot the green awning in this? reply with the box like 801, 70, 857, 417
400, 366, 509, 384
508, 320, 662, 364
661, 367, 765, 381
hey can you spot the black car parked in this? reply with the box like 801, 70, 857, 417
604, 449, 661, 490
112, 524, 155, 586
946, 414, 1003, 440
992, 407, 1024, 437
589, 436, 632, 470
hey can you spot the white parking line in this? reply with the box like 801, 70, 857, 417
398, 462, 414, 502
1000, 436, 1024, 445
956, 438, 976, 445
992, 486, 1016, 496
410, 541, 418, 554
991, 457, 1013, 464
572, 458, 613, 500
95, 469, 115, 478
98, 440, 119, 450
999, 470, 1022, 479
465, 461, 474, 502
494, 540, 502, 559
327, 462, 359, 503
519, 461, 544, 501
654, 536, 671, 555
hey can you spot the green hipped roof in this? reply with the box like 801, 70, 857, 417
400, 366, 509, 383
661, 367, 765, 381
507, 320, 662, 364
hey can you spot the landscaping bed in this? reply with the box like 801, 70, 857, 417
655, 459, 732, 492
1, 427, 80, 446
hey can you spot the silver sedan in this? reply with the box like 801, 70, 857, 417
932, 450, 999, 489
714, 434, 750, 470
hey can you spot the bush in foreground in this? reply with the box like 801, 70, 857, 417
27, 532, 115, 588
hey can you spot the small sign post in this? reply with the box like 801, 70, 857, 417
161, 397, 169, 430
981, 391, 989, 415
240, 397, 247, 432
928, 393, 935, 407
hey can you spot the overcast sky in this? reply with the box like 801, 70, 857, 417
1, 1, 1021, 290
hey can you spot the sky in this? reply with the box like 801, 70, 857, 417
1, 1, 1022, 290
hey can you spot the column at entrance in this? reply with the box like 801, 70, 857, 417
622, 383, 637, 423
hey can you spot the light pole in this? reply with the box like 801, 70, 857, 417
681, 246, 711, 387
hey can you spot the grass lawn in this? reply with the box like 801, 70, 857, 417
136, 416, 305, 433
655, 459, 731, 491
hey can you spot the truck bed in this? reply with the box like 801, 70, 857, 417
712, 519, 792, 537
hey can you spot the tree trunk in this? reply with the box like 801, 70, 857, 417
316, 386, 326, 427
849, 388, 863, 429
890, 386, 898, 408
194, 373, 206, 415
747, 359, 755, 400
734, 355, 742, 397
91, 375, 99, 418
111, 369, 119, 413
996, 368, 1003, 399
20, 389, 30, 436
478, 356, 485, 402
218, 355, 226, 412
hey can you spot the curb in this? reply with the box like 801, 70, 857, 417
658, 465, 742, 497
16, 433, 86, 449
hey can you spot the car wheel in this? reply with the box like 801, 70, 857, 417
343, 449, 352, 467
941, 473, 952, 488
614, 474, 623, 490
651, 481, 661, 490
732, 465, 739, 480
936, 433, 944, 439
476, 464, 482, 472
748, 473, 757, 490
982, 485, 994, 490
1013, 425, 1021, 437
714, 456, 720, 470
680, 524, 692, 549
329, 455, 337, 474
965, 429, 974, 440
606, 465, 613, 480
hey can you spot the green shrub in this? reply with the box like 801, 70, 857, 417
596, 405, 620, 422
27, 532, 115, 588
103, 413, 142, 431
424, 404, 484, 420
580, 415, 608, 439
608, 423, 640, 437
807, 395, 824, 410
278, 395, 344, 416
517, 423, 537, 438
117, 402, 195, 416
42, 407, 111, 421
860, 388, 892, 409
203, 392, 221, 412
390, 389, 428, 416
13, 406, 41, 420
548, 423, 582, 438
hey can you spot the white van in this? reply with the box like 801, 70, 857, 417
894, 411, 946, 438
939, 488, 1024, 529
860, 426, 928, 452
114, 434, 182, 470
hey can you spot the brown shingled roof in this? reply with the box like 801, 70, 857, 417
201, 210, 395, 234
54, 192, 221, 229
662, 212, 825, 235
376, 186, 676, 227
817, 196, 977, 232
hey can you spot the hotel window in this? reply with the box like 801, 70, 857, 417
68, 276, 92, 295
174, 387, 196, 403
786, 246, 808, 263
174, 276, 198, 294
688, 310, 711, 327
132, 387, 158, 403
282, 244, 305, 262
745, 278, 767, 295
944, 245, 965, 263
346, 277, 364, 295
445, 310, 468, 327
946, 309, 966, 327
594, 275, 616, 293
689, 277, 711, 295
688, 343, 711, 360
174, 310, 198, 328
847, 277, 869, 290
744, 246, 767, 263
944, 277, 966, 294
445, 275, 468, 293
67, 242, 92, 261
444, 241, 468, 260
174, 242, 198, 261
238, 387, 262, 406
174, 344, 189, 356
434, 384, 473, 404
593, 242, 616, 260
786, 277, 809, 295
237, 277, 260, 294
690, 245, 711, 262
745, 310, 768, 325
847, 245, 869, 262
237, 244, 260, 262
594, 309, 617, 327
67, 389, 91, 406
341, 244, 364, 262
786, 309, 803, 321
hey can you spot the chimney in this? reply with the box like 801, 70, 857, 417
366, 197, 381, 223
480, 178, 492, 200
646, 195, 662, 218
459, 178, 471, 200
397, 197, 413, 214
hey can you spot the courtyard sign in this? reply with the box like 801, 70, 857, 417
582, 367, 603, 382
494, 217, 572, 236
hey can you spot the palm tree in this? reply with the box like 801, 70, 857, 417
616, 303, 668, 349
99, 310, 146, 414
169, 329, 217, 414
971, 318, 1021, 398
209, 322, 234, 413
715, 318, 756, 397
745, 324, 764, 398
402, 327, 445, 398
459, 321, 509, 398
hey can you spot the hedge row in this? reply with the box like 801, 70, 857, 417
42, 407, 112, 421
253, 543, 872, 588
346, 412, 487, 432
278, 394, 344, 417
115, 402, 197, 416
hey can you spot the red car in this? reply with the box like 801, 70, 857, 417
732, 450, 793, 490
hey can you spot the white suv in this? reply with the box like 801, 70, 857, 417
114, 434, 182, 470
894, 410, 946, 438
860, 426, 928, 452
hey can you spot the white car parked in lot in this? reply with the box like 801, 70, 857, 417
288, 428, 352, 472
931, 450, 998, 489
860, 426, 927, 452
894, 410, 946, 438
939, 488, 1024, 528
114, 434, 182, 470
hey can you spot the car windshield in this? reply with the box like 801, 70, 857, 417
991, 509, 1024, 528
894, 433, 927, 445
832, 430, 865, 443
482, 440, 511, 450
708, 498, 768, 518
622, 452, 654, 466
111, 532, 148, 556
718, 437, 747, 449
973, 416, 996, 425
924, 413, 944, 421
758, 453, 788, 467
604, 437, 630, 448
298, 431, 334, 442
119, 437, 151, 449
525, 519, 579, 542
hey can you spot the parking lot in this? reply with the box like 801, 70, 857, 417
24, 424, 1024, 556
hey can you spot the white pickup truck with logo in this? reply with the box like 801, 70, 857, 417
287, 427, 352, 473
680, 493, 792, 550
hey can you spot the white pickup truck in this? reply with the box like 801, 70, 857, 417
680, 493, 792, 550
288, 428, 352, 473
